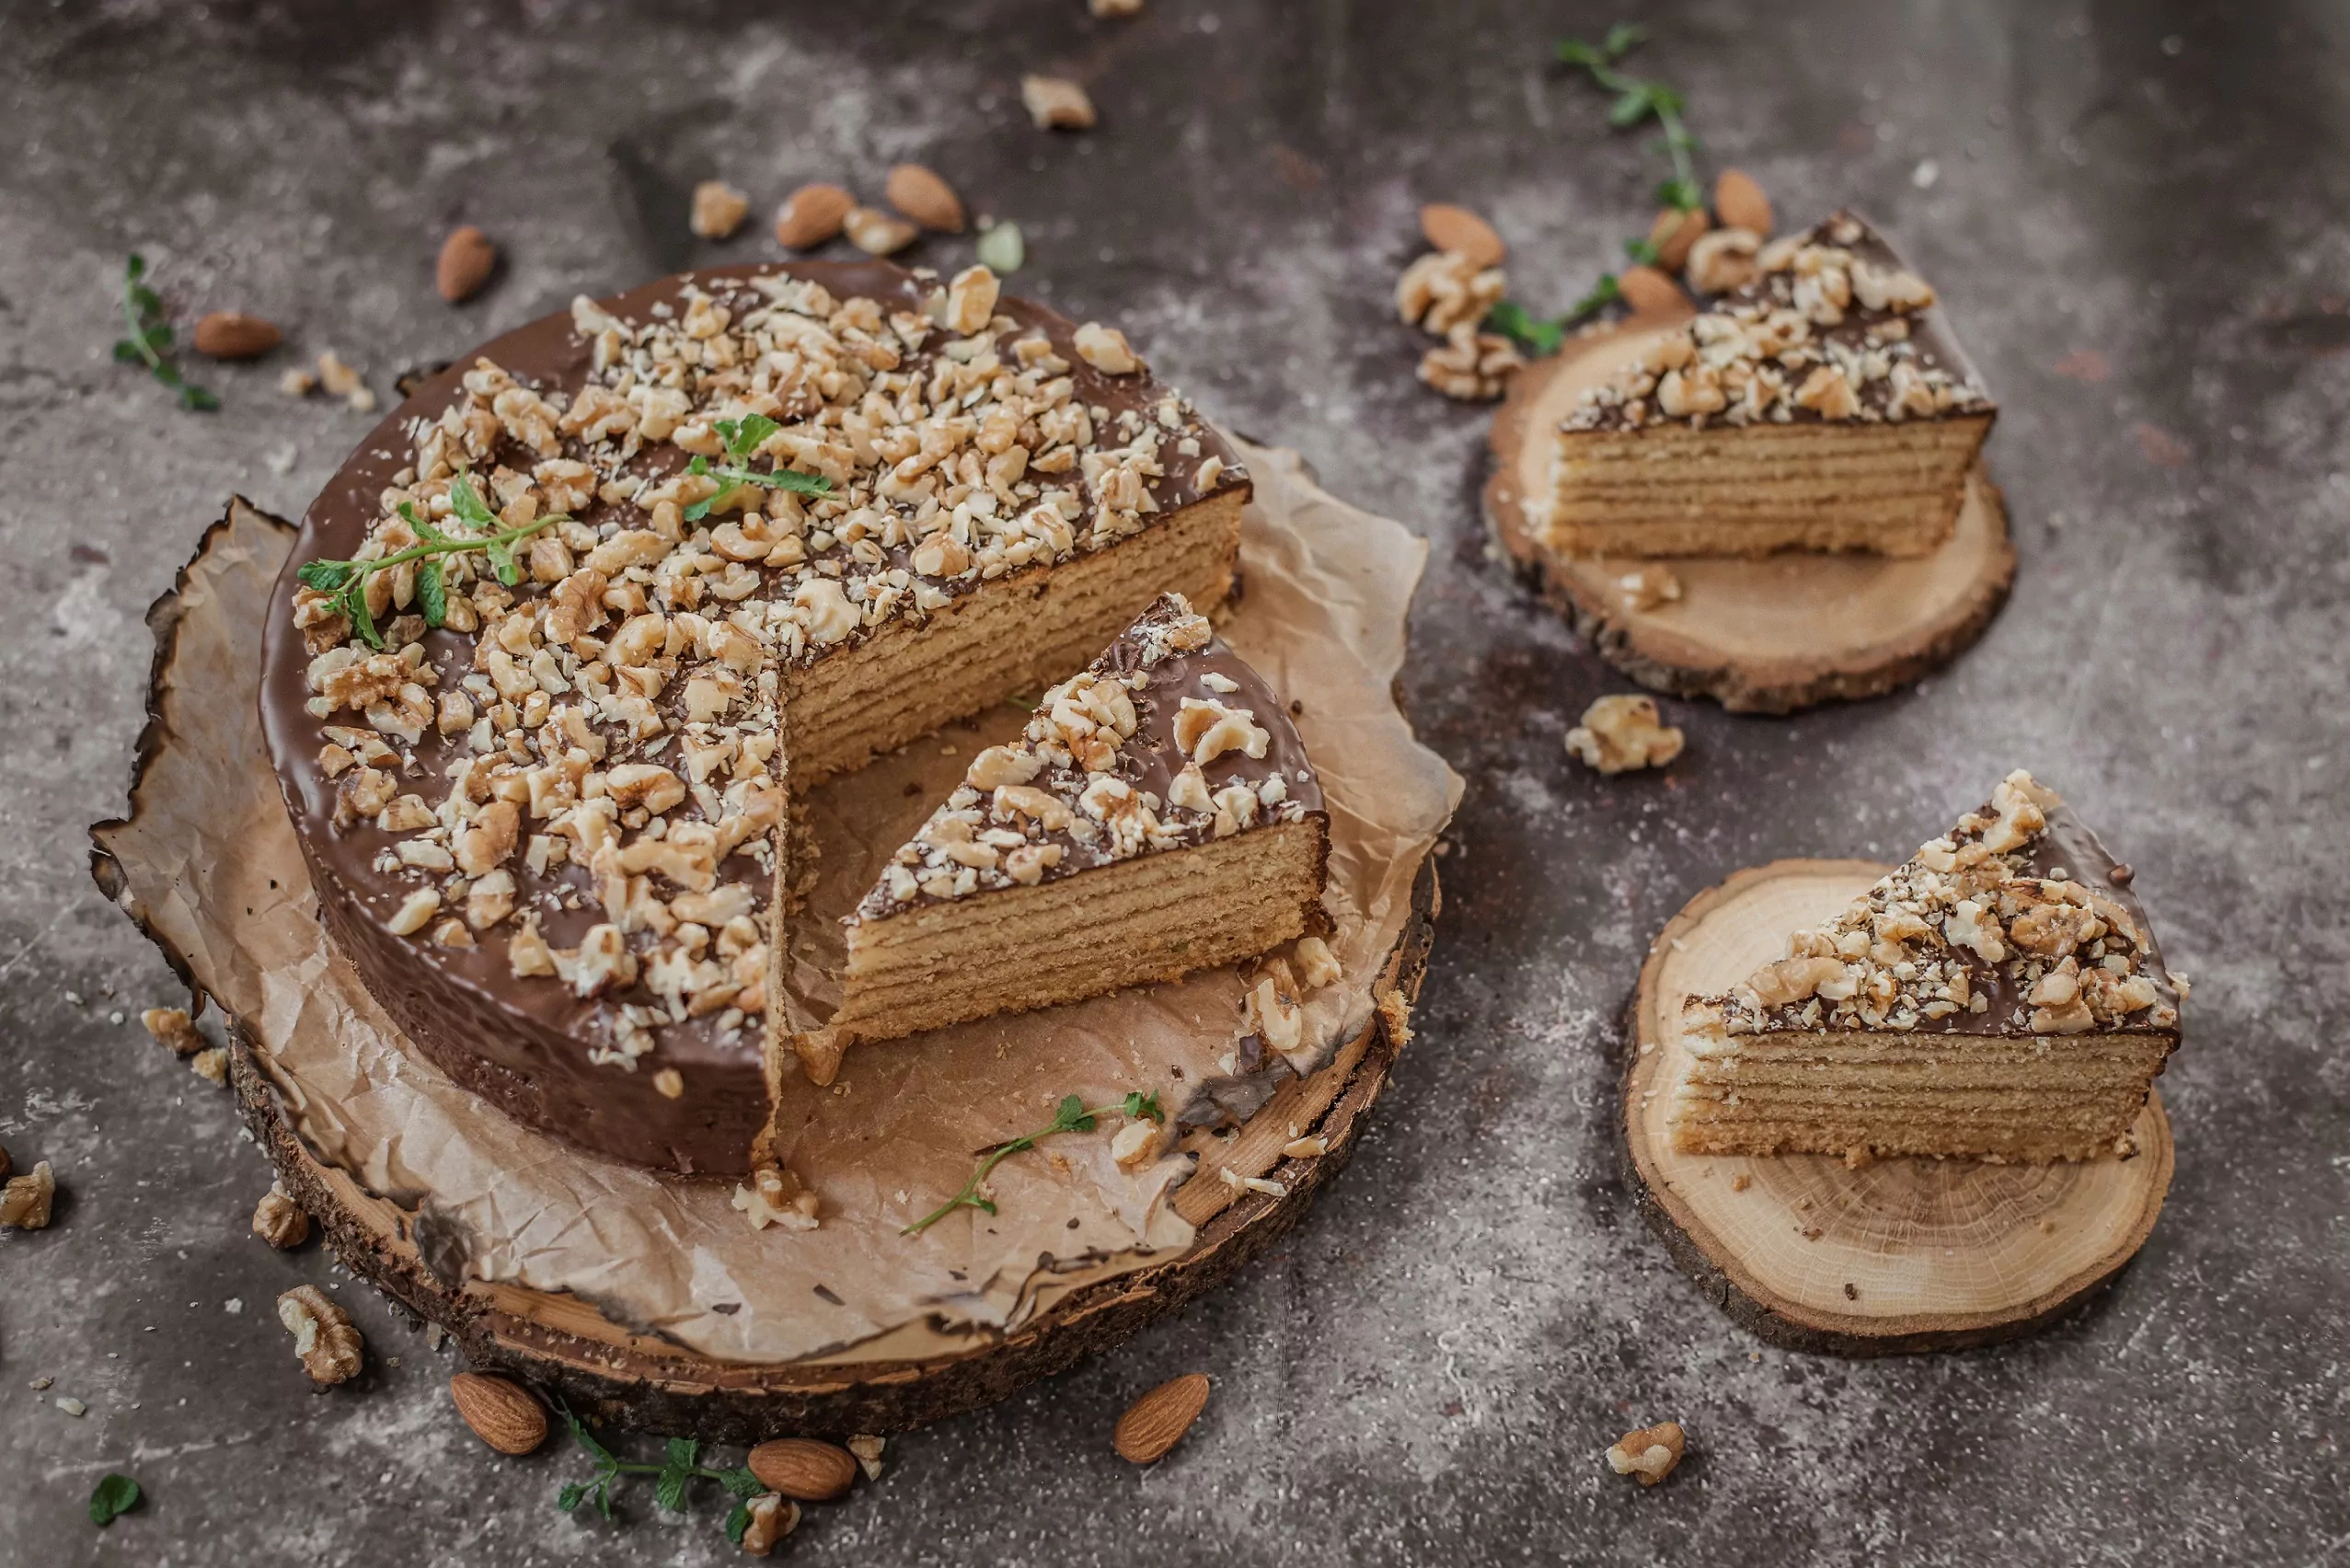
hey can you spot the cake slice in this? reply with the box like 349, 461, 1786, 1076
788, 594, 1328, 1084
1538, 211, 1996, 559
1671, 771, 2183, 1163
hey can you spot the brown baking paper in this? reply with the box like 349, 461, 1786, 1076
98, 442, 1460, 1365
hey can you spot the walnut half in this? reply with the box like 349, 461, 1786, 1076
1606, 1420, 1686, 1486
1565, 694, 1686, 775
277, 1285, 364, 1384
253, 1184, 312, 1250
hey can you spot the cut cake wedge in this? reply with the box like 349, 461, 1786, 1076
789, 594, 1328, 1085
1671, 771, 2183, 1163
1540, 211, 1996, 559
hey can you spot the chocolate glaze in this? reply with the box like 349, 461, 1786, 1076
854, 594, 1325, 920
259, 260, 1248, 1176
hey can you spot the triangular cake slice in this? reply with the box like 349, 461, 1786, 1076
1671, 771, 2183, 1163
789, 594, 1329, 1084
1538, 210, 1996, 559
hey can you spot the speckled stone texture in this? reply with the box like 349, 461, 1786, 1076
4, 3, 2344, 1563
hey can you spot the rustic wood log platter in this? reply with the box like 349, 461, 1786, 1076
1623, 859, 2173, 1355
94, 498, 1442, 1442
1485, 320, 2018, 714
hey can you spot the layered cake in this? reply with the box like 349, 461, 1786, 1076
1538, 212, 1995, 559
794, 594, 1327, 1084
259, 259, 1275, 1175
1672, 772, 2183, 1162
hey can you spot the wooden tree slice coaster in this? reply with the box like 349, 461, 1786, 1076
1485, 324, 2018, 714
1623, 859, 2172, 1355
225, 865, 1434, 1441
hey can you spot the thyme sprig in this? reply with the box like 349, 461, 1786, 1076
112, 254, 217, 410
681, 413, 834, 523
555, 1406, 767, 1543
1486, 25, 1707, 356
904, 1091, 1167, 1238
295, 474, 561, 650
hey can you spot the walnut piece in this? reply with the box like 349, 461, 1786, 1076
1395, 249, 1505, 338
739, 1493, 801, 1555
1565, 695, 1685, 775
846, 1433, 886, 1482
1418, 321, 1522, 401
0, 1160, 56, 1229
277, 1284, 364, 1384
731, 1163, 821, 1231
253, 1183, 312, 1250
690, 180, 750, 240
1021, 74, 1098, 130
141, 1006, 207, 1055
1606, 1420, 1686, 1486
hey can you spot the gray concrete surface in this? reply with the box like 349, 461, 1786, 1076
4, 2, 2346, 1563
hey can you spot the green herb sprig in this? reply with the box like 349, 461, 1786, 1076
681, 413, 833, 523
1486, 25, 1707, 356
555, 1407, 767, 1543
88, 1472, 142, 1528
113, 255, 216, 410
904, 1091, 1166, 1238
294, 475, 560, 650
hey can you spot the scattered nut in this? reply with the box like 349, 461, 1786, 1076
1395, 249, 1504, 338
774, 182, 856, 249
690, 180, 751, 239
435, 225, 499, 304
1112, 1372, 1210, 1463
1073, 321, 1142, 375
252, 1183, 311, 1250
192, 311, 282, 360
1281, 1135, 1328, 1159
278, 367, 317, 397
0, 1160, 56, 1229
1730, 1172, 1752, 1192
1566, 694, 1685, 775
448, 1371, 548, 1454
1418, 203, 1504, 269
1616, 264, 1687, 318
738, 1493, 800, 1556
190, 1046, 229, 1084
1647, 206, 1710, 272
1418, 322, 1522, 401
846, 1434, 886, 1481
1607, 1421, 1686, 1486
1684, 226, 1762, 296
747, 1437, 857, 1501
1712, 168, 1774, 236
141, 1005, 207, 1055
884, 163, 966, 233
1110, 1117, 1164, 1168
843, 206, 918, 257
276, 1284, 364, 1384
1021, 74, 1098, 130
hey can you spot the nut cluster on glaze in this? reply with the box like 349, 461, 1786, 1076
1684, 772, 2180, 1045
1563, 212, 1993, 432
860, 595, 1311, 914
286, 264, 1238, 1071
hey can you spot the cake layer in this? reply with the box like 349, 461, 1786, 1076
1543, 413, 1990, 558
1670, 1113, 2136, 1164
825, 816, 1326, 1048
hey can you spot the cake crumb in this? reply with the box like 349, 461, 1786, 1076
1730, 1172, 1751, 1193
1021, 74, 1098, 130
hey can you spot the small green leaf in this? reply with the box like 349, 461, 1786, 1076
681, 488, 722, 524
151, 359, 184, 387
747, 468, 831, 497
719, 412, 779, 460
654, 1468, 687, 1513
594, 1476, 616, 1519
447, 475, 501, 532
179, 383, 219, 411
1656, 176, 1704, 211
1603, 21, 1645, 56
125, 253, 147, 282
972, 1195, 997, 1216
1608, 86, 1653, 126
416, 560, 447, 628
113, 339, 145, 363
1556, 38, 1602, 65
344, 579, 382, 649
88, 1473, 141, 1528
1484, 300, 1564, 356
666, 1436, 700, 1470
720, 1468, 765, 1500
297, 559, 354, 591
487, 539, 519, 586
977, 220, 1026, 275
399, 503, 455, 546
724, 1500, 753, 1544
557, 1481, 587, 1513
132, 284, 163, 317
1624, 236, 1660, 265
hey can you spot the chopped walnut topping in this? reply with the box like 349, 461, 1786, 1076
1073, 321, 1141, 375
731, 1163, 821, 1231
1565, 695, 1684, 775
1684, 772, 2179, 1046
277, 1285, 363, 1384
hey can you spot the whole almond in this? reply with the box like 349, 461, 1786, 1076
191, 311, 282, 361
775, 183, 856, 250
435, 225, 498, 304
1112, 1372, 1210, 1464
1616, 264, 1688, 319
1646, 207, 1710, 273
447, 1372, 547, 1455
1419, 203, 1504, 270
1712, 169, 1773, 237
746, 1437, 857, 1501
885, 164, 965, 234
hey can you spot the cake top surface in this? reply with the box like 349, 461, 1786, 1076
1684, 771, 2183, 1045
854, 594, 1323, 919
1561, 211, 1996, 433
260, 259, 1247, 1075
